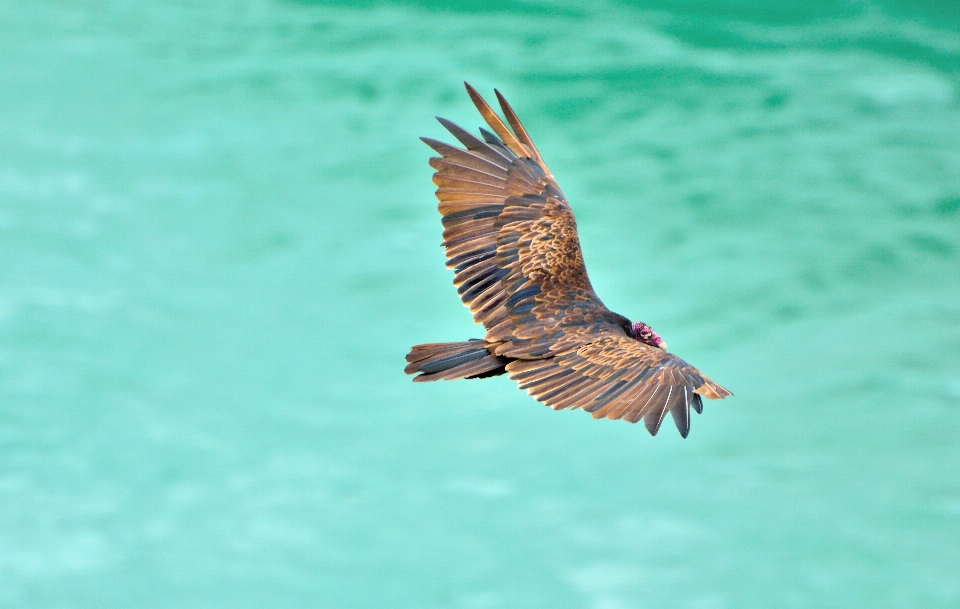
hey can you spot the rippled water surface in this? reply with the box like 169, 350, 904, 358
2, 1, 960, 607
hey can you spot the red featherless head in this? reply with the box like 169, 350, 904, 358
631, 321, 667, 351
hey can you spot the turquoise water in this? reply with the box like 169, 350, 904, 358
2, 1, 959, 607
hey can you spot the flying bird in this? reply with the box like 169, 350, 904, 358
405, 83, 731, 437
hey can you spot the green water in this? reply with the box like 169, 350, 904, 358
2, 1, 960, 607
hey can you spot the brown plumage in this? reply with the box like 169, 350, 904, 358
405, 83, 732, 438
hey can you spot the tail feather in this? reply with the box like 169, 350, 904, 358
405, 340, 510, 381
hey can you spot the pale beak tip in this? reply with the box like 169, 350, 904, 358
659, 343, 668, 352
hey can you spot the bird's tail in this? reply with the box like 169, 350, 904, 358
405, 340, 509, 382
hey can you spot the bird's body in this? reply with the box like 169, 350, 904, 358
405, 83, 731, 437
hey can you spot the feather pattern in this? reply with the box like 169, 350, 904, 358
406, 82, 732, 437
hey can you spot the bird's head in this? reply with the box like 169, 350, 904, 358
631, 321, 667, 351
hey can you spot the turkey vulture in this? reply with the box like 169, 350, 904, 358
405, 83, 732, 437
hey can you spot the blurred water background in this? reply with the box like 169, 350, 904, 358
2, 0, 960, 607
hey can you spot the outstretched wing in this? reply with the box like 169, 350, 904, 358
426, 83, 604, 346
508, 331, 731, 437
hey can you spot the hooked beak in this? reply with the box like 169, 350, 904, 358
658, 342, 668, 352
